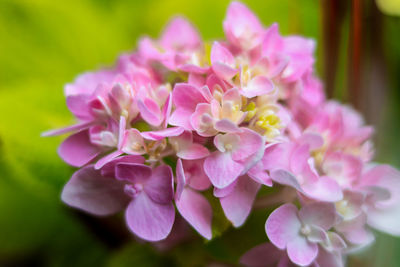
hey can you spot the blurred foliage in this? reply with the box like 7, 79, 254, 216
0, 0, 399, 266
376, 0, 400, 16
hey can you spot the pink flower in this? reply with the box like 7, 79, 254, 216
169, 83, 209, 129
204, 128, 264, 188
357, 164, 400, 236
216, 175, 261, 227
169, 131, 209, 160
262, 23, 316, 83
175, 159, 212, 239
210, 41, 238, 81
266, 203, 339, 266
223, 1, 264, 51
62, 162, 175, 241
263, 141, 343, 202
44, 1, 400, 263
138, 17, 208, 73
241, 242, 344, 267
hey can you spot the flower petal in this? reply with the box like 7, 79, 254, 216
101, 155, 145, 177
175, 159, 186, 200
138, 98, 162, 126
177, 143, 210, 160
58, 130, 101, 167
42, 121, 94, 137
141, 127, 184, 141
204, 151, 244, 189
299, 202, 336, 230
115, 163, 152, 183
61, 165, 129, 216
214, 119, 241, 133
94, 150, 123, 169
265, 203, 302, 250
125, 193, 175, 241
176, 188, 212, 240
302, 176, 343, 202
220, 176, 260, 227
287, 237, 318, 266
160, 16, 201, 51
240, 243, 285, 267
145, 165, 174, 204
232, 128, 263, 161
241, 76, 274, 98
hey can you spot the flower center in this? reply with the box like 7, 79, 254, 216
124, 184, 143, 198
300, 225, 312, 236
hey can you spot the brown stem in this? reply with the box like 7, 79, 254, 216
348, 0, 363, 109
320, 0, 348, 99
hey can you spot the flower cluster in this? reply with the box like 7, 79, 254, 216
44, 2, 400, 266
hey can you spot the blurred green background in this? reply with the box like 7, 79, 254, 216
0, 0, 400, 266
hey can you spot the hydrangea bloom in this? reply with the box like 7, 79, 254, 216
44, 1, 400, 266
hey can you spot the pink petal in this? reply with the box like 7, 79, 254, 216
214, 133, 240, 153
206, 74, 228, 92
241, 76, 274, 98
141, 127, 184, 141
214, 180, 237, 198
324, 232, 347, 252
262, 143, 293, 170
101, 155, 145, 177
336, 214, 374, 245
162, 93, 172, 128
232, 128, 263, 161
315, 247, 344, 267
240, 243, 285, 267
175, 159, 186, 200
42, 121, 94, 137
211, 41, 235, 67
177, 143, 210, 160
125, 193, 175, 241
289, 144, 310, 175
220, 176, 260, 227
204, 151, 244, 189
299, 202, 336, 230
248, 161, 273, 186
145, 165, 174, 204
265, 203, 301, 249
117, 116, 126, 150
176, 188, 212, 240
121, 128, 146, 155
287, 237, 318, 266
66, 95, 92, 120
212, 62, 238, 82
159, 16, 201, 51
138, 98, 162, 126
61, 166, 129, 216
214, 119, 241, 133
270, 169, 303, 191
115, 163, 152, 183
211, 42, 238, 80
94, 150, 123, 170
306, 225, 329, 244
302, 176, 343, 202
169, 108, 194, 129
183, 159, 211, 191
223, 1, 264, 50
58, 130, 101, 167
298, 132, 324, 150
172, 83, 207, 112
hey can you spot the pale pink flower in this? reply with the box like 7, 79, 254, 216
266, 203, 341, 266
203, 128, 264, 188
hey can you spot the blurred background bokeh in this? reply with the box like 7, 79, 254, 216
1, 0, 400, 266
